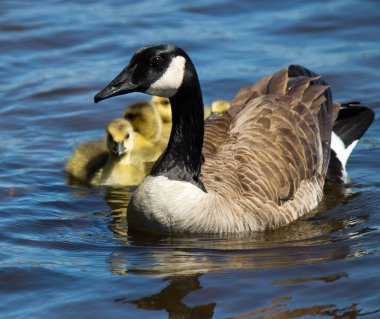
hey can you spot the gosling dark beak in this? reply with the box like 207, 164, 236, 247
113, 141, 125, 157
94, 65, 138, 103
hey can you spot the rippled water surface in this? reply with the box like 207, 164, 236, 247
1, 0, 380, 318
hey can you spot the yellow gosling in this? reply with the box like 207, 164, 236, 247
211, 99, 230, 114
91, 118, 146, 186
124, 100, 167, 161
151, 96, 172, 141
204, 105, 211, 118
65, 138, 108, 184
123, 101, 162, 144
151, 96, 171, 123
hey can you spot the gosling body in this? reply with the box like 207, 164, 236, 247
66, 118, 146, 187
65, 139, 108, 184
124, 100, 167, 162
91, 118, 146, 186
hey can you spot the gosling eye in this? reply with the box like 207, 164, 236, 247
125, 113, 136, 120
149, 56, 163, 67
125, 133, 130, 139
162, 100, 170, 107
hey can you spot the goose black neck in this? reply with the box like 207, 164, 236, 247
150, 66, 206, 191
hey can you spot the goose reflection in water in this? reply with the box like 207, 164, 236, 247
116, 275, 216, 319
112, 274, 377, 319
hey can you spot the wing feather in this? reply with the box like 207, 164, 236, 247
201, 66, 332, 229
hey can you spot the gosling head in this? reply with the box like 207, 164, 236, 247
123, 101, 161, 141
151, 96, 172, 123
106, 118, 134, 159
211, 99, 230, 114
94, 44, 194, 102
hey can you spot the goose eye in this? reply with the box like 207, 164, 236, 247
126, 133, 130, 139
150, 56, 163, 67
162, 100, 170, 106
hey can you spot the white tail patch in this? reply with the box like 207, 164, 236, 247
147, 56, 186, 97
331, 132, 358, 180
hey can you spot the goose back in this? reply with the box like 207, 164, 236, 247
200, 66, 333, 229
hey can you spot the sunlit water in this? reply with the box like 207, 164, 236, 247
1, 0, 380, 318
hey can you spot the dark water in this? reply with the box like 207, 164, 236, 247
1, 0, 380, 318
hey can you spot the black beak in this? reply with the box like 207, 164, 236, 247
113, 141, 125, 157
94, 65, 138, 103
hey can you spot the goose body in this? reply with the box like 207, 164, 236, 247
94, 44, 373, 234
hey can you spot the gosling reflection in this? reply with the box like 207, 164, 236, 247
104, 187, 134, 238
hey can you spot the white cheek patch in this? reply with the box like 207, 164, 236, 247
146, 56, 186, 98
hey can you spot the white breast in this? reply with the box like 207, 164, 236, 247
127, 176, 262, 234
128, 176, 208, 232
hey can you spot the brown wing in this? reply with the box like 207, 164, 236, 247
201, 67, 332, 207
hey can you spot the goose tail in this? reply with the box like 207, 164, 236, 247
327, 101, 375, 183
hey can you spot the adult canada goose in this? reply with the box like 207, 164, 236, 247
91, 118, 146, 186
94, 44, 374, 234
123, 100, 167, 161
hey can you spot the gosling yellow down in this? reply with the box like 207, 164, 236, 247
66, 118, 146, 187
91, 118, 146, 186
123, 100, 167, 162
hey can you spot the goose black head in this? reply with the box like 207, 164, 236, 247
94, 44, 192, 103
